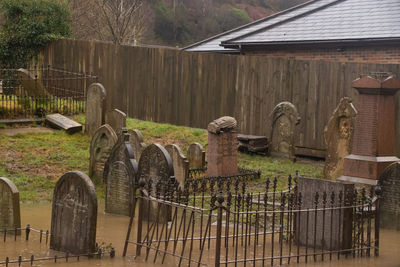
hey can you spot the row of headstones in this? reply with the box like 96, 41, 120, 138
89, 124, 206, 216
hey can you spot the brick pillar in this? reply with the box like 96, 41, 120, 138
206, 130, 238, 177
337, 74, 400, 185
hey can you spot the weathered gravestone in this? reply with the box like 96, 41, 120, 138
165, 144, 189, 188
50, 171, 97, 254
296, 177, 354, 250
104, 131, 138, 216
269, 102, 300, 161
324, 97, 357, 180
105, 109, 126, 136
85, 83, 106, 136
206, 116, 238, 177
45, 113, 83, 134
128, 129, 147, 161
0, 177, 21, 232
17, 68, 49, 97
89, 124, 118, 182
138, 144, 174, 222
379, 162, 400, 230
187, 143, 206, 169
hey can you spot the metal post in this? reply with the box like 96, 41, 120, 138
374, 186, 381, 257
215, 191, 224, 267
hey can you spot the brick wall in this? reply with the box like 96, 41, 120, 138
245, 45, 400, 64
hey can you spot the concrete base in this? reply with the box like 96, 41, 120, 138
337, 175, 378, 186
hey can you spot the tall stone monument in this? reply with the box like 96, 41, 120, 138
187, 143, 206, 169
89, 124, 118, 182
338, 74, 400, 185
324, 97, 357, 180
269, 101, 300, 161
206, 116, 238, 177
379, 162, 400, 229
105, 109, 127, 136
128, 129, 147, 161
50, 171, 97, 254
85, 83, 106, 136
0, 177, 21, 232
104, 131, 138, 216
165, 144, 189, 188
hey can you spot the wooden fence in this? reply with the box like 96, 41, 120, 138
38, 39, 400, 157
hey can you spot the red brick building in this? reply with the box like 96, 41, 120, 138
183, 0, 400, 64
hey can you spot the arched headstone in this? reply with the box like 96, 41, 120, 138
269, 101, 300, 161
0, 178, 21, 232
85, 83, 106, 136
324, 97, 357, 180
104, 131, 138, 216
50, 171, 97, 254
89, 124, 118, 182
165, 144, 189, 188
187, 143, 206, 169
379, 162, 400, 229
17, 68, 49, 97
128, 129, 147, 161
105, 109, 126, 136
138, 144, 174, 222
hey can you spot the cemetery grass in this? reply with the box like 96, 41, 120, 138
0, 115, 322, 202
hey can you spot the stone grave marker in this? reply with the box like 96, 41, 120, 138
187, 143, 206, 169
379, 162, 400, 229
85, 83, 106, 136
104, 131, 138, 216
138, 143, 174, 222
50, 171, 97, 254
165, 144, 189, 188
128, 129, 147, 161
324, 97, 357, 180
89, 124, 118, 182
269, 101, 300, 161
296, 177, 354, 250
17, 68, 49, 97
0, 177, 21, 232
105, 109, 126, 136
45, 113, 83, 134
206, 116, 238, 177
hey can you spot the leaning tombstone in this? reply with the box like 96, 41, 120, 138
50, 171, 97, 254
296, 177, 354, 250
104, 130, 138, 216
324, 97, 357, 180
269, 101, 300, 161
165, 144, 189, 189
17, 68, 49, 97
187, 143, 206, 169
105, 109, 127, 137
0, 177, 21, 233
206, 116, 238, 177
128, 129, 147, 161
137, 143, 174, 222
379, 162, 400, 230
85, 83, 106, 136
89, 124, 118, 182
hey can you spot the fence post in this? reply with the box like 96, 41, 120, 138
135, 178, 146, 257
215, 191, 224, 267
374, 185, 381, 257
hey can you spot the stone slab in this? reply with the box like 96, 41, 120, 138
0, 177, 21, 233
105, 109, 126, 136
187, 143, 206, 169
45, 113, 82, 134
85, 83, 106, 136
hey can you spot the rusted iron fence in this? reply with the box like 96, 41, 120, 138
124, 175, 380, 266
0, 65, 97, 119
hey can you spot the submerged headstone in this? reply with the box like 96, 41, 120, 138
104, 131, 138, 216
0, 177, 21, 232
324, 97, 357, 180
269, 101, 300, 161
105, 109, 126, 136
206, 116, 238, 177
187, 143, 206, 169
50, 171, 97, 254
85, 83, 106, 136
165, 144, 189, 188
45, 113, 83, 134
138, 144, 174, 222
379, 162, 400, 229
128, 129, 147, 161
296, 177, 354, 250
89, 124, 118, 182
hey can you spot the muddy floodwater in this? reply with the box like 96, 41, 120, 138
1, 202, 399, 267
